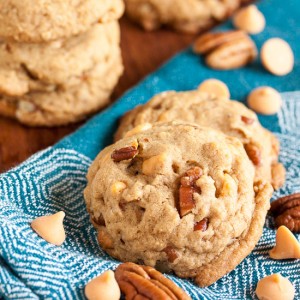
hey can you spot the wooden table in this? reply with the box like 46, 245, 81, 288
0, 17, 196, 173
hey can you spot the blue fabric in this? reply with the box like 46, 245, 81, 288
1, 0, 300, 299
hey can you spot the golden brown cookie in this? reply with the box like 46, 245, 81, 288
125, 0, 243, 33
0, 22, 120, 97
85, 122, 272, 287
0, 0, 124, 42
115, 90, 285, 189
0, 46, 123, 126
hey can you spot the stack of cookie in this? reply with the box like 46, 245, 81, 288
0, 0, 124, 126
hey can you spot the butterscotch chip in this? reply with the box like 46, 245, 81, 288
269, 225, 300, 259
261, 38, 294, 76
31, 211, 66, 246
111, 181, 127, 195
256, 273, 295, 300
198, 79, 230, 99
142, 153, 168, 175
233, 5, 265, 34
85, 270, 120, 300
247, 86, 282, 115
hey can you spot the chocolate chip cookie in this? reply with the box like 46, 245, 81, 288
125, 0, 243, 33
0, 0, 124, 42
85, 122, 272, 286
115, 90, 285, 189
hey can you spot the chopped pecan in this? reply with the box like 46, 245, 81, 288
244, 143, 262, 166
194, 218, 208, 231
111, 146, 139, 162
179, 167, 202, 217
115, 262, 191, 300
241, 115, 255, 124
163, 246, 179, 263
270, 193, 300, 232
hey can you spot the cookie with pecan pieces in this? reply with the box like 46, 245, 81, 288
84, 122, 272, 287
115, 90, 285, 190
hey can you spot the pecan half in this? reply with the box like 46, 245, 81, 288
193, 30, 257, 70
115, 262, 191, 300
111, 146, 139, 162
241, 115, 255, 124
244, 143, 262, 166
194, 218, 208, 231
193, 30, 246, 54
179, 167, 202, 217
270, 193, 300, 232
206, 36, 257, 70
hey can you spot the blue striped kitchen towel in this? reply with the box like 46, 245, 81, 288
0, 0, 300, 298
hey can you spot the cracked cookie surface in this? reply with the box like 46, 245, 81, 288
0, 22, 120, 97
85, 122, 272, 286
0, 0, 124, 42
115, 90, 285, 190
0, 42, 123, 126
125, 0, 242, 33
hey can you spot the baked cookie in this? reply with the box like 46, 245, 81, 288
0, 0, 124, 42
125, 0, 244, 33
115, 90, 285, 189
0, 45, 123, 126
0, 22, 120, 97
85, 122, 272, 287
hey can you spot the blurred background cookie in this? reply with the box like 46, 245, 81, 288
125, 0, 247, 33
0, 0, 124, 42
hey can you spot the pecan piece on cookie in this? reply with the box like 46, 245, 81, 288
114, 262, 191, 300
179, 167, 202, 217
194, 218, 208, 231
244, 143, 262, 166
270, 193, 300, 232
111, 146, 139, 162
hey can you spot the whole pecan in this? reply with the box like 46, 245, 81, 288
193, 30, 257, 70
115, 262, 191, 300
270, 193, 300, 232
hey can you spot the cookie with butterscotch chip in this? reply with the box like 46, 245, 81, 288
84, 122, 272, 287
115, 90, 285, 190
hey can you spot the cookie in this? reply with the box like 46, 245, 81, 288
0, 45, 123, 126
84, 122, 273, 287
125, 0, 242, 33
115, 90, 285, 189
0, 0, 124, 42
0, 22, 120, 97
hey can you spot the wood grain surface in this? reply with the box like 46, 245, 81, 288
0, 17, 196, 173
